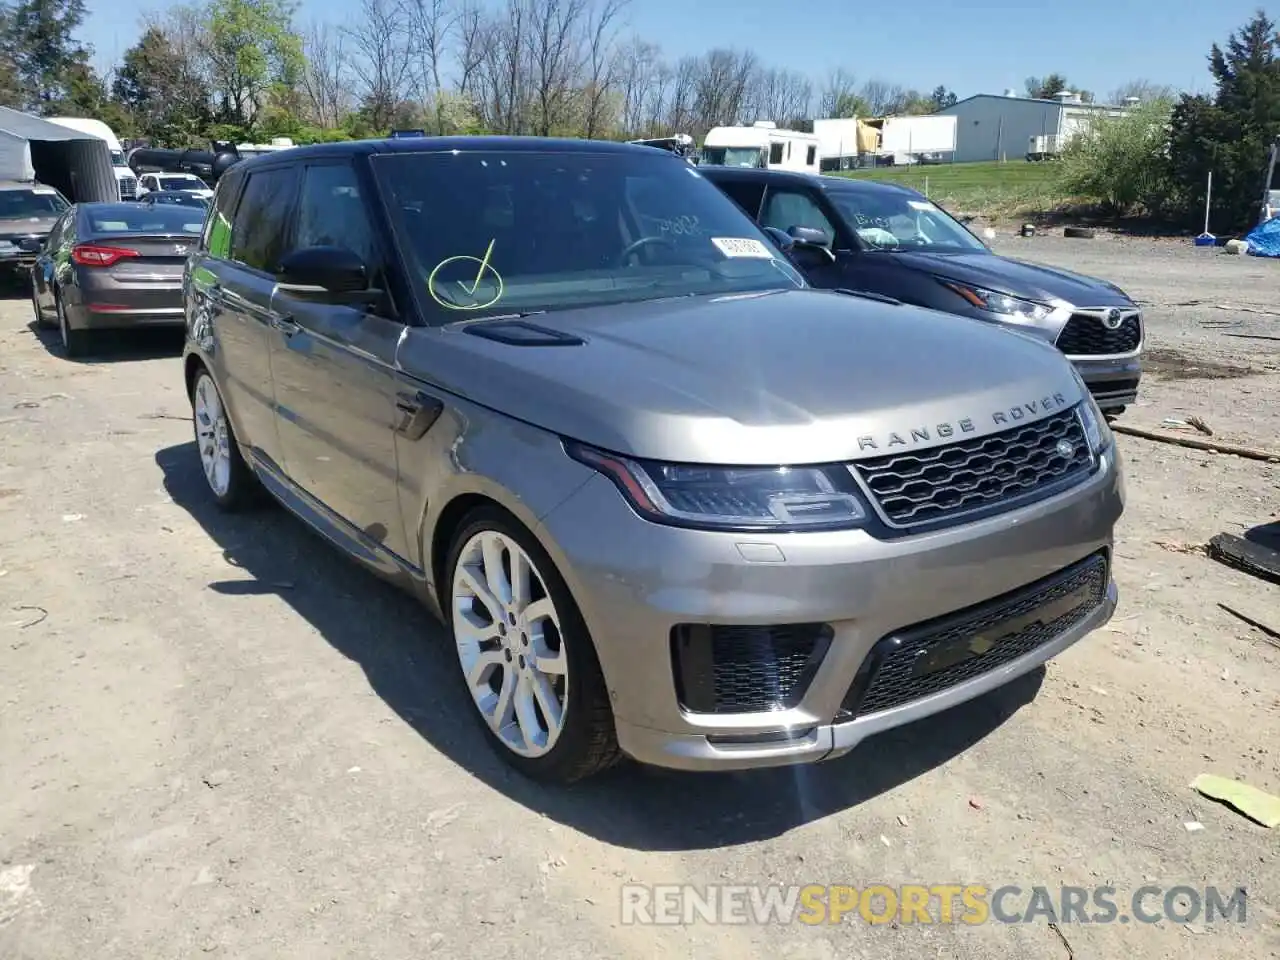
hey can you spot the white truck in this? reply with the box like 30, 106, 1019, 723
699, 122, 820, 173
42, 117, 138, 200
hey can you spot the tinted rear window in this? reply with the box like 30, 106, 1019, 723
0, 188, 68, 219
84, 205, 205, 236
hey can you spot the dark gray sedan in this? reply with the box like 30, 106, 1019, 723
31, 202, 205, 357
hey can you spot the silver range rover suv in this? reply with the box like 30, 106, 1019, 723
183, 137, 1124, 783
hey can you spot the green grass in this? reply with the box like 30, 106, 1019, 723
832, 161, 1070, 219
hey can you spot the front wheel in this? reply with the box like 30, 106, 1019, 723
191, 368, 260, 511
446, 508, 620, 783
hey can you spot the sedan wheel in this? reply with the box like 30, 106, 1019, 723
191, 368, 259, 511
447, 510, 619, 782
56, 295, 89, 357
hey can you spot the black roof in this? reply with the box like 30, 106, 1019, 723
697, 164, 925, 200
231, 135, 676, 175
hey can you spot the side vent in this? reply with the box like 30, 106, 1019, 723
463, 321, 586, 346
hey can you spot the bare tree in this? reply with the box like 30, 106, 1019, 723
692, 48, 757, 130
859, 79, 907, 116
750, 67, 812, 127
478, 0, 530, 133
665, 55, 700, 133
346, 0, 415, 129
579, 0, 626, 139
452, 0, 488, 100
1108, 79, 1178, 105
526, 0, 587, 136
616, 36, 660, 135
301, 20, 351, 127
409, 0, 454, 132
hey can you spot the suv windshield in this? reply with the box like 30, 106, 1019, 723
0, 188, 69, 219
160, 176, 203, 190
827, 188, 987, 253
85, 204, 205, 236
374, 150, 801, 321
110, 150, 126, 165
700, 146, 765, 168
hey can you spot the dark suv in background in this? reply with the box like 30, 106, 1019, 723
703, 167, 1144, 414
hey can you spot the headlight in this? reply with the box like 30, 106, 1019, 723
940, 280, 1053, 323
1070, 370, 1113, 454
565, 443, 868, 531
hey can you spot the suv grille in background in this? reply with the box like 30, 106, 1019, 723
1056, 311, 1142, 355
671, 623, 833, 714
851, 408, 1094, 529
119, 177, 138, 199
840, 552, 1108, 719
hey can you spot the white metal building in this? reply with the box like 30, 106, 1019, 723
935, 91, 1129, 163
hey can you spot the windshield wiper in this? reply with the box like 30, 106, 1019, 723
833, 288, 902, 306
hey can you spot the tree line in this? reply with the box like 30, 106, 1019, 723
0, 0, 972, 147
1059, 9, 1280, 233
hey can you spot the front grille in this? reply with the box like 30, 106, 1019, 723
851, 408, 1094, 529
1057, 311, 1142, 355
840, 552, 1108, 719
671, 623, 832, 714
119, 177, 138, 199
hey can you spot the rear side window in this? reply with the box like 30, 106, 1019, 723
229, 167, 300, 273
714, 179, 766, 219
202, 176, 240, 257
768, 142, 784, 165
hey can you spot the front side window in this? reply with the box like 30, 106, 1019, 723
159, 175, 205, 191
229, 167, 299, 272
0, 188, 69, 219
760, 189, 839, 245
828, 189, 988, 252
294, 163, 381, 274
374, 150, 802, 324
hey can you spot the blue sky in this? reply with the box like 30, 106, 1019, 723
82, 0, 1264, 101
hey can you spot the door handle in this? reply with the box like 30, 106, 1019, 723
272, 315, 300, 336
394, 389, 444, 440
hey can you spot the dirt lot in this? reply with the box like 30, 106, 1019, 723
1, 236, 1278, 960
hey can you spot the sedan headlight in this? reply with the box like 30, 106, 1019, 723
566, 443, 868, 531
941, 280, 1053, 323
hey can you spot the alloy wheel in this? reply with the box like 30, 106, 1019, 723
193, 373, 232, 498
451, 530, 569, 758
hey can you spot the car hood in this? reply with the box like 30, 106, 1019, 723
882, 250, 1133, 307
0, 216, 57, 238
403, 289, 1085, 465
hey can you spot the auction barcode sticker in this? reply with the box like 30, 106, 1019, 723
712, 237, 774, 259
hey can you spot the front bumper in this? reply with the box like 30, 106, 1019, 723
1069, 355, 1142, 411
538, 447, 1123, 772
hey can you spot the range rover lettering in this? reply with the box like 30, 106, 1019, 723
183, 137, 1124, 783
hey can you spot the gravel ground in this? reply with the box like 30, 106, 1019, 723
1, 236, 1278, 960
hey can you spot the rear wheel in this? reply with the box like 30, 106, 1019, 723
191, 368, 259, 511
56, 293, 90, 357
445, 508, 620, 783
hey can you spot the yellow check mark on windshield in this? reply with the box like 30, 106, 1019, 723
458, 238, 496, 295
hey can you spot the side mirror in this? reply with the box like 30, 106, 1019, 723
786, 225, 837, 264
762, 226, 795, 252
276, 245, 370, 296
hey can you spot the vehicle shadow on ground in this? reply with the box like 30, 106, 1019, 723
157, 439, 1043, 851
24, 318, 184, 363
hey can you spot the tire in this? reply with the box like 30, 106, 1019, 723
1064, 226, 1096, 239
444, 506, 620, 784
189, 366, 261, 511
32, 284, 53, 329
56, 292, 91, 357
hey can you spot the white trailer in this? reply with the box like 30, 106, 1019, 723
699, 121, 820, 173
813, 118, 860, 171
875, 116, 957, 164
42, 116, 138, 199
